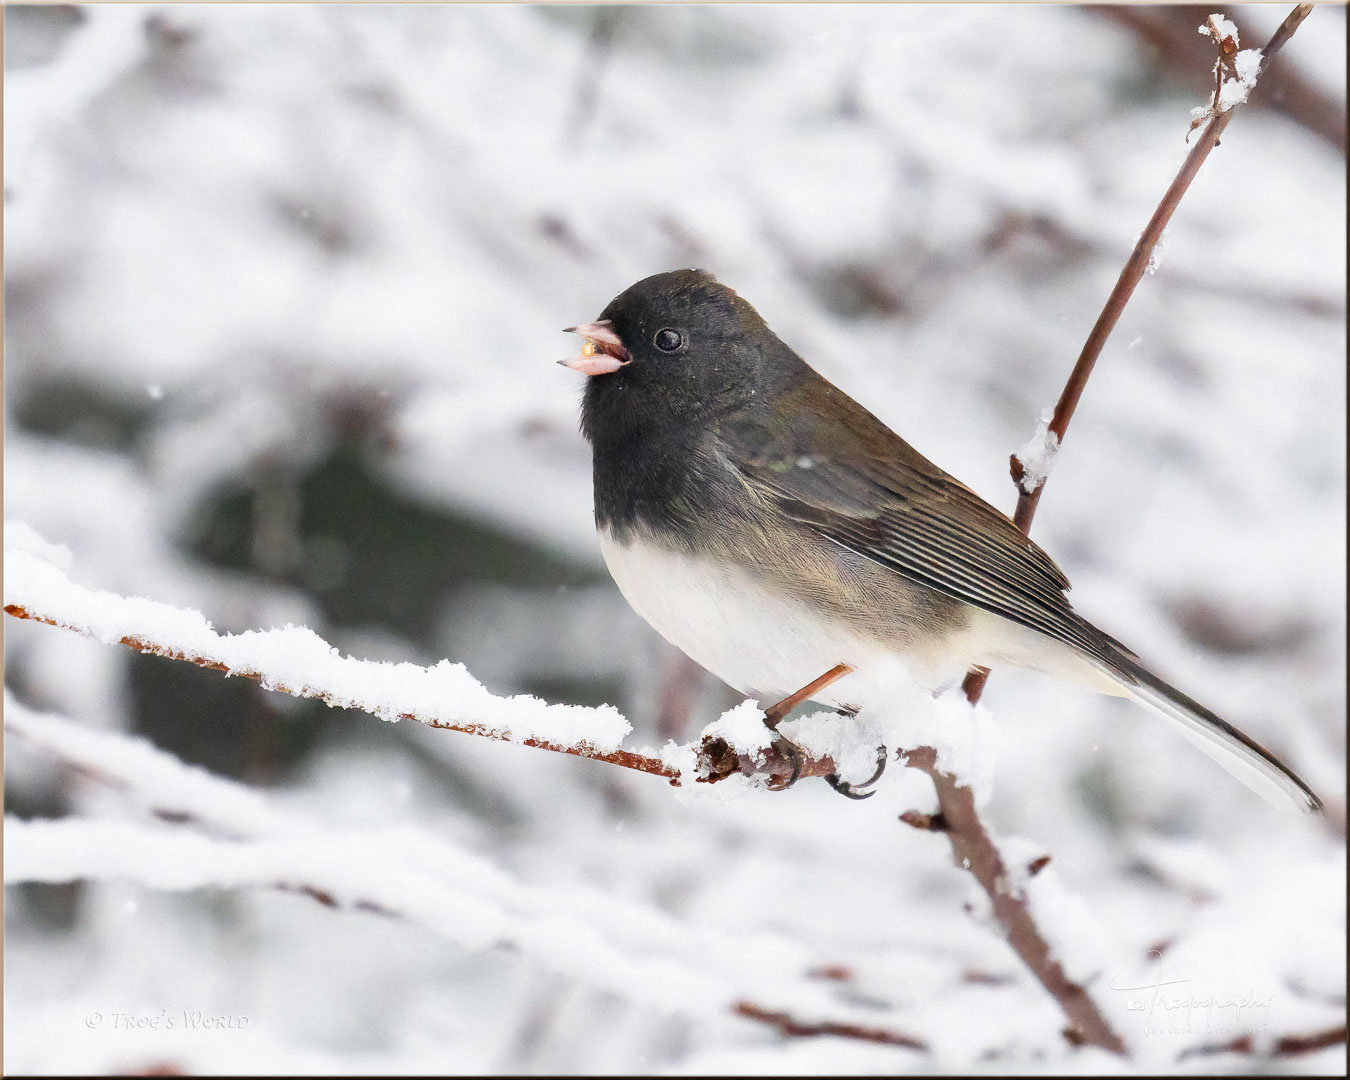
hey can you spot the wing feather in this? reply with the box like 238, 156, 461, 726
724, 378, 1117, 666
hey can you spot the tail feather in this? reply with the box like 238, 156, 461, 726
1101, 650, 1322, 815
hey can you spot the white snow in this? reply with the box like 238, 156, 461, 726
1146, 228, 1168, 276
1012, 409, 1062, 495
1219, 49, 1265, 110
1199, 14, 1239, 47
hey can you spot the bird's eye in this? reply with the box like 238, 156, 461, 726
653, 328, 685, 353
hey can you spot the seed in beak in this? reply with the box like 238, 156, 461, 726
581, 340, 596, 357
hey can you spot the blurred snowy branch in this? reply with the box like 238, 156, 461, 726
731, 1001, 926, 1051
1180, 1023, 1347, 1061
4, 692, 913, 1039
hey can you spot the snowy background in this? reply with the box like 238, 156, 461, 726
4, 3, 1346, 1074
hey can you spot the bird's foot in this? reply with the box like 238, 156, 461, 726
759, 663, 857, 793
824, 744, 888, 800
764, 731, 804, 791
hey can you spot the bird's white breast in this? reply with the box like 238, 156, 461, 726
598, 526, 925, 709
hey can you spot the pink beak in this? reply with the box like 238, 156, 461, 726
559, 320, 631, 376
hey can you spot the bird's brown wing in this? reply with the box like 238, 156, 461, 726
723, 375, 1122, 666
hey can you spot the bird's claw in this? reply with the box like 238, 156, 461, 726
824, 744, 888, 800
764, 732, 804, 791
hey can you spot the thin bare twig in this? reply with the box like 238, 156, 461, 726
962, 2, 1314, 704
1179, 1023, 1347, 1060
733, 1001, 927, 1051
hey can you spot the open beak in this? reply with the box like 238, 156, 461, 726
559, 320, 631, 376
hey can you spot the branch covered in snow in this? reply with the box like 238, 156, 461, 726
3, 537, 678, 782
2, 529, 879, 793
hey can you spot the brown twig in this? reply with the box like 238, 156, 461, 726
733, 1001, 927, 1052
764, 662, 854, 726
1274, 1024, 1347, 1057
1179, 1023, 1347, 1060
933, 5, 1318, 1052
962, 2, 1314, 704
902, 749, 1127, 1055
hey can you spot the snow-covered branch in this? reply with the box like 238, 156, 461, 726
3, 536, 677, 781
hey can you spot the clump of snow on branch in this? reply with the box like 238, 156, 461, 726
1146, 228, 1168, 276
1220, 49, 1264, 108
699, 699, 777, 765
1012, 409, 1061, 495
4, 528, 630, 753
1199, 13, 1240, 48
1194, 14, 1264, 121
786, 708, 891, 786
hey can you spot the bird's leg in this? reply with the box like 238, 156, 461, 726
762, 663, 855, 727
760, 663, 854, 791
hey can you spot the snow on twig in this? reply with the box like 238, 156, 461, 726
2, 528, 873, 790
3, 537, 650, 770
1010, 410, 1061, 496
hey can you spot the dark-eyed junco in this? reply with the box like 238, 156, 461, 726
560, 269, 1321, 814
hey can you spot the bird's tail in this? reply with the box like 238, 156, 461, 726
1095, 646, 1322, 815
